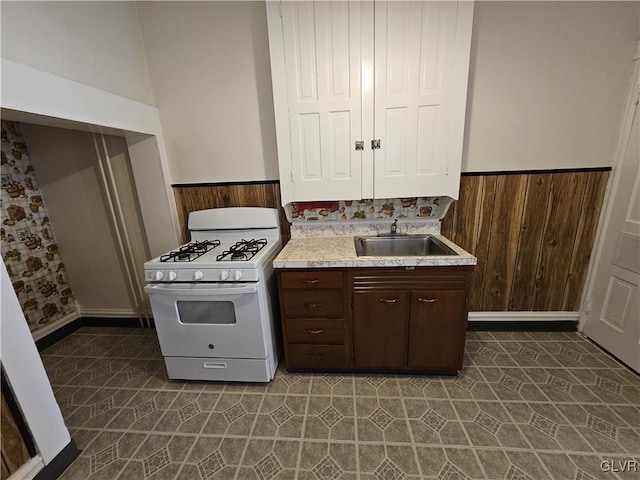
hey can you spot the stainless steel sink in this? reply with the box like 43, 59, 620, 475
354, 234, 458, 257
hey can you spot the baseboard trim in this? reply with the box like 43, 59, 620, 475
35, 318, 82, 352
77, 308, 141, 318
80, 316, 147, 328
8, 456, 45, 480
468, 312, 579, 331
31, 312, 80, 342
33, 441, 78, 480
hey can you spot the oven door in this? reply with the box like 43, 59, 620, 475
144, 282, 268, 359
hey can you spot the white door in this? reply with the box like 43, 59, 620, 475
373, 1, 473, 200
583, 82, 640, 373
278, 1, 364, 203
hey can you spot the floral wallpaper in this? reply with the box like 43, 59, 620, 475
1, 121, 77, 333
287, 197, 453, 222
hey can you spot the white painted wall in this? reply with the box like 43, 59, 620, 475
464, 1, 640, 172
0, 1, 155, 105
1, 59, 181, 257
22, 124, 144, 316
136, 1, 279, 184
0, 260, 71, 464
2, 1, 637, 185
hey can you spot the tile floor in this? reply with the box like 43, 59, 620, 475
40, 327, 640, 480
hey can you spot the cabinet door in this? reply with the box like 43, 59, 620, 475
408, 289, 468, 370
353, 290, 408, 368
373, 1, 473, 199
269, 2, 365, 204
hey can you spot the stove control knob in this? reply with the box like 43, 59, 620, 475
153, 271, 164, 281
167, 271, 178, 281
233, 271, 243, 281
220, 271, 229, 281
193, 271, 204, 281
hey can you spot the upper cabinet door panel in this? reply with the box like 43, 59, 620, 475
374, 1, 471, 200
280, 1, 363, 202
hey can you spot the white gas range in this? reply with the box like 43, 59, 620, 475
144, 207, 282, 382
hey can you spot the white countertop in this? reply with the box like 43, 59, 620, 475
273, 234, 477, 269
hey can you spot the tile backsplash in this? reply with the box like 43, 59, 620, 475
286, 197, 453, 222
285, 197, 453, 238
1, 121, 77, 333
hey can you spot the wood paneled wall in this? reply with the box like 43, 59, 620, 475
441, 170, 609, 312
1, 390, 32, 479
172, 182, 289, 243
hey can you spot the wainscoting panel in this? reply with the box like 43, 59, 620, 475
172, 182, 290, 243
441, 170, 609, 312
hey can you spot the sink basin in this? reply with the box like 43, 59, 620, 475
354, 234, 458, 257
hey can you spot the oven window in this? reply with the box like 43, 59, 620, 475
176, 301, 237, 325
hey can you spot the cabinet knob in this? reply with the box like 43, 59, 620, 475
417, 297, 439, 303
379, 298, 399, 303
304, 279, 322, 284
306, 329, 325, 335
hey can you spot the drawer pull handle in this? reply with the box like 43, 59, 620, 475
379, 298, 399, 303
305, 302, 323, 310
304, 279, 322, 284
306, 328, 325, 334
417, 297, 439, 303
309, 353, 325, 359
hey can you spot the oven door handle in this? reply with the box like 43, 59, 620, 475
144, 284, 258, 296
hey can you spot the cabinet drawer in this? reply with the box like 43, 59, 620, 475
282, 291, 344, 317
286, 344, 348, 369
280, 271, 343, 289
285, 319, 344, 344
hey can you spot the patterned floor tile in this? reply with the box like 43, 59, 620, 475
65, 388, 136, 429
117, 434, 196, 480
354, 375, 401, 397
503, 402, 594, 452
298, 441, 357, 479
59, 431, 147, 480
452, 400, 530, 449
237, 438, 299, 480
253, 394, 308, 439
45, 327, 640, 480
152, 391, 219, 434
182, 436, 246, 480
359, 443, 422, 479
201, 392, 263, 436
404, 398, 468, 446
480, 367, 550, 401
106, 390, 179, 431
304, 395, 355, 441
310, 374, 355, 396
415, 446, 486, 479
356, 397, 412, 443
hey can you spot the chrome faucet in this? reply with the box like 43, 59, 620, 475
391, 219, 398, 234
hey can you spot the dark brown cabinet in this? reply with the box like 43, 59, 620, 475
278, 269, 352, 370
353, 290, 409, 368
277, 265, 473, 373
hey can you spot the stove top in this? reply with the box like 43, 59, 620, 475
216, 238, 267, 262
143, 207, 282, 283
160, 240, 221, 263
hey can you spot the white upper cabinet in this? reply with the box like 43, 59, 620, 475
267, 1, 473, 205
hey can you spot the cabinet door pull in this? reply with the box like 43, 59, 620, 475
417, 297, 439, 303
379, 298, 399, 303
310, 353, 325, 359
303, 279, 322, 284
305, 302, 323, 310
306, 328, 325, 334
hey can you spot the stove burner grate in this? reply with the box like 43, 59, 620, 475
160, 240, 221, 262
216, 238, 267, 262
